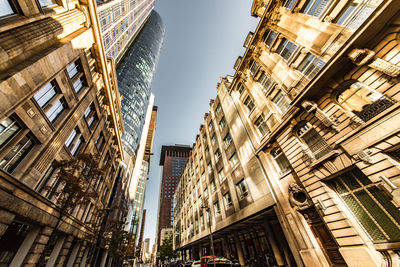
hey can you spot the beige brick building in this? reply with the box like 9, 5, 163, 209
173, 1, 400, 266
0, 0, 124, 265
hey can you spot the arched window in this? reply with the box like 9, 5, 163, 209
337, 81, 394, 122
297, 122, 331, 160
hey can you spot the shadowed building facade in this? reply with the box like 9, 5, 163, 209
0, 0, 124, 265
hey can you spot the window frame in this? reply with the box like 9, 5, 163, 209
272, 90, 290, 114
0, 116, 35, 174
33, 80, 66, 124
236, 179, 249, 199
243, 96, 255, 113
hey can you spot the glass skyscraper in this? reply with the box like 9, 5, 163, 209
117, 10, 164, 157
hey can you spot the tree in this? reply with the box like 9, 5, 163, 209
37, 154, 103, 266
159, 234, 176, 262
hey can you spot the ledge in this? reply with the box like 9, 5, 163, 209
309, 150, 339, 168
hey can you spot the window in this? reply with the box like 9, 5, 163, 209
204, 188, 208, 199
65, 127, 84, 156
211, 180, 216, 192
258, 72, 275, 95
84, 104, 97, 129
263, 30, 278, 47
237, 179, 249, 199
327, 168, 400, 242
38, 0, 56, 7
0, 0, 16, 17
249, 60, 260, 76
271, 147, 292, 175
276, 38, 298, 61
297, 53, 326, 79
66, 60, 85, 93
229, 153, 239, 168
244, 96, 255, 112
200, 214, 204, 226
0, 117, 35, 173
284, 0, 297, 9
96, 132, 105, 152
224, 192, 232, 208
208, 121, 213, 132
218, 168, 225, 183
224, 133, 232, 148
213, 201, 221, 215
254, 116, 269, 137
214, 149, 221, 163
337, 81, 394, 122
202, 134, 207, 143
211, 134, 217, 145
36, 162, 56, 195
34, 81, 66, 123
237, 82, 245, 95
215, 104, 222, 116
297, 123, 331, 160
207, 163, 212, 174
272, 91, 290, 113
219, 117, 226, 130
205, 147, 209, 157
301, 0, 330, 17
388, 149, 400, 162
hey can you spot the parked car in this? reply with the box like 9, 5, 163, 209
192, 260, 201, 267
184, 260, 194, 267
200, 256, 232, 267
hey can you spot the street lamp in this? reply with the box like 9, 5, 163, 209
201, 205, 216, 267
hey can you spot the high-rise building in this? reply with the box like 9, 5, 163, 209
0, 0, 124, 265
173, 1, 400, 266
97, 0, 155, 62
117, 10, 164, 158
156, 145, 191, 249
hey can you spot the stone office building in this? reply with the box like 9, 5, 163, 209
0, 0, 124, 265
174, 0, 400, 266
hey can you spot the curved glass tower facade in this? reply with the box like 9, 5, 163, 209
117, 10, 164, 157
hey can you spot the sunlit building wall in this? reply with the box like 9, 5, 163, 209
174, 1, 400, 266
97, 0, 154, 62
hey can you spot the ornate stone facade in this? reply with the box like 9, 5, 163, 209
174, 1, 400, 266
0, 0, 124, 265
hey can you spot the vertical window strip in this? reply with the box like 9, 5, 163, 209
272, 91, 290, 113
0, 117, 21, 147
264, 30, 278, 47
302, 0, 330, 17
276, 38, 298, 61
0, 0, 15, 17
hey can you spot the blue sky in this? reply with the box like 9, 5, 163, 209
142, 0, 259, 247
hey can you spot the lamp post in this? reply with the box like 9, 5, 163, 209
201, 206, 216, 267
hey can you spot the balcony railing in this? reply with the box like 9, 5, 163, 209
302, 142, 332, 163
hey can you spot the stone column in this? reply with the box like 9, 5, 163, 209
233, 230, 245, 266
9, 227, 40, 266
66, 242, 81, 267
222, 236, 231, 259
55, 235, 74, 265
198, 243, 202, 258
23, 226, 54, 265
0, 209, 15, 237
99, 250, 108, 267
263, 220, 285, 266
